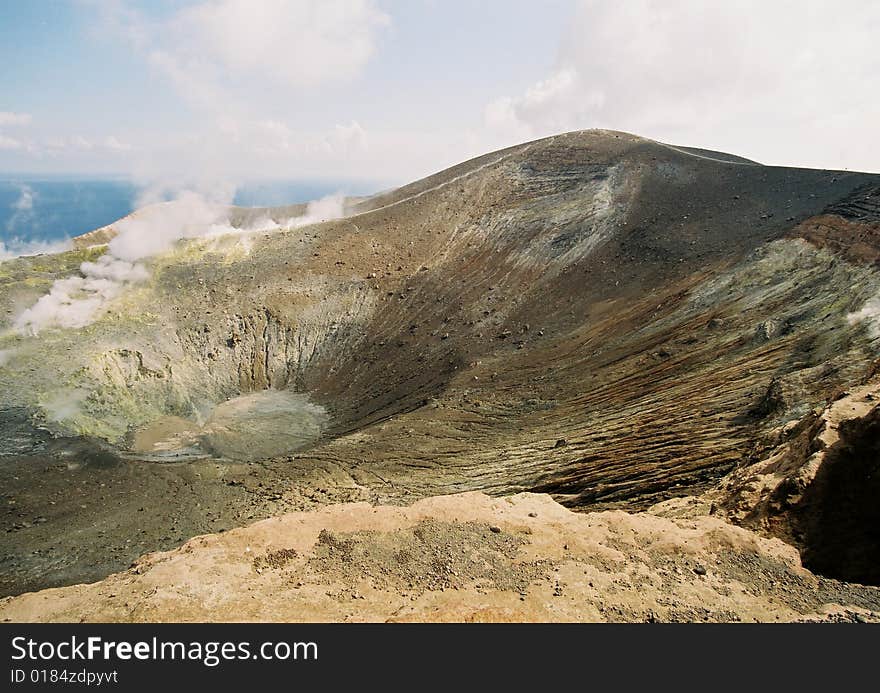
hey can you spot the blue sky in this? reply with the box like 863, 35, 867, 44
1, 0, 878, 185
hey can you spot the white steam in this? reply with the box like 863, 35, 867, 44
5, 183, 37, 233
108, 190, 232, 261
14, 189, 348, 335
41, 388, 89, 424
1, 184, 74, 262
11, 183, 34, 212
847, 294, 880, 338
289, 193, 346, 228
14, 256, 148, 334
0, 237, 73, 263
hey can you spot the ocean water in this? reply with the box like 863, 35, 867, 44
0, 177, 378, 257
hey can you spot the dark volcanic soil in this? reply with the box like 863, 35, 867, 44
0, 445, 386, 596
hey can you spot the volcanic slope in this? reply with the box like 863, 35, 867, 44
1, 129, 880, 595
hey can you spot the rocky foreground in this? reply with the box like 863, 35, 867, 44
5, 377, 878, 623
2, 489, 877, 623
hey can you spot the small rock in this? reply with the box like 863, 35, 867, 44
489, 526, 502, 534
528, 512, 538, 518
554, 439, 568, 448
693, 565, 707, 576
755, 319, 784, 341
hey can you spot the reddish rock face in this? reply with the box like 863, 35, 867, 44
793, 213, 880, 266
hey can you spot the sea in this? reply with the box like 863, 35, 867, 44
0, 177, 380, 258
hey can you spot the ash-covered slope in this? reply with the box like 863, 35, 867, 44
2, 130, 880, 596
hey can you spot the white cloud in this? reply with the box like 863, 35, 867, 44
173, 0, 390, 88
0, 83, 128, 161
102, 135, 132, 152
103, 0, 389, 113
0, 112, 32, 127
39, 134, 133, 155
80, 1, 388, 182
0, 134, 23, 150
70, 135, 94, 150
106, 110, 376, 187
0, 112, 32, 152
485, 68, 600, 143
327, 120, 367, 153
484, 0, 880, 171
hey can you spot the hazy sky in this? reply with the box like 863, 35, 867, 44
1, 0, 878, 186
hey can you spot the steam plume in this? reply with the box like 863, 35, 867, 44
14, 189, 348, 335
